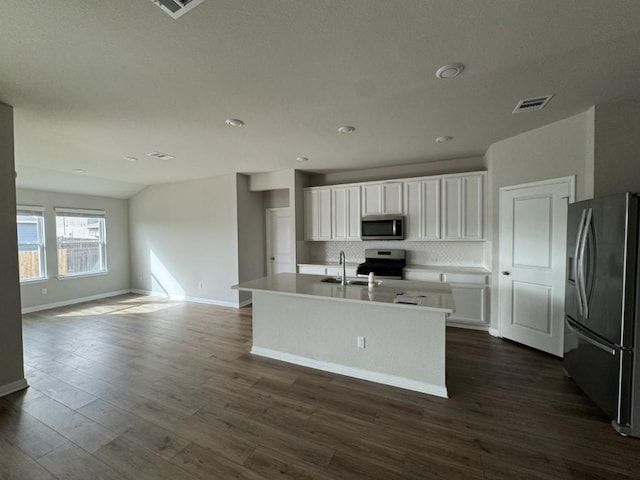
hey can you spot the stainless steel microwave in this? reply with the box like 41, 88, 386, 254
361, 215, 404, 240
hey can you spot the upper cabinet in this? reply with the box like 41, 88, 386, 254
361, 182, 403, 216
304, 188, 332, 241
332, 186, 361, 241
304, 171, 485, 242
305, 185, 361, 241
405, 172, 486, 241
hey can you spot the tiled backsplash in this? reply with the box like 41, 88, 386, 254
306, 241, 489, 267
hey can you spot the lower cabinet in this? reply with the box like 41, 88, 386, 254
298, 264, 357, 277
404, 269, 488, 328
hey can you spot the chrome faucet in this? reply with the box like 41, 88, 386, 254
339, 250, 346, 286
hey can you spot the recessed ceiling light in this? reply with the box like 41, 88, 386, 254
123, 156, 138, 162
225, 118, 245, 127
435, 63, 465, 79
296, 157, 309, 162
72, 168, 85, 174
147, 152, 175, 160
338, 126, 356, 134
435, 136, 453, 143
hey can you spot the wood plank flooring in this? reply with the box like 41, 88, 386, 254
1, 293, 639, 479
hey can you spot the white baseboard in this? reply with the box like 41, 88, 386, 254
21, 290, 131, 314
446, 321, 490, 332
131, 289, 246, 309
238, 298, 252, 308
489, 327, 500, 337
251, 346, 448, 398
0, 378, 29, 397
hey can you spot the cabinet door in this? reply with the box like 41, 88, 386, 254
404, 180, 422, 240
462, 174, 484, 239
332, 187, 348, 240
332, 186, 361, 241
382, 182, 403, 214
362, 184, 382, 216
442, 177, 463, 240
317, 188, 332, 240
346, 186, 361, 240
448, 285, 486, 325
304, 189, 317, 240
422, 179, 441, 239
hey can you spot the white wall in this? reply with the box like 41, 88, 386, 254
311, 156, 485, 186
236, 174, 266, 304
485, 111, 594, 330
0, 102, 26, 396
129, 174, 242, 307
593, 100, 640, 196
16, 188, 130, 312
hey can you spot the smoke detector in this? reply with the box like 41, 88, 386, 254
149, 0, 208, 19
513, 95, 554, 114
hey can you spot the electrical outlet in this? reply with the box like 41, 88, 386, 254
198, 282, 203, 289
356, 336, 365, 349
41, 288, 47, 295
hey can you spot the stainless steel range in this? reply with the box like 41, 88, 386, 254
356, 249, 406, 279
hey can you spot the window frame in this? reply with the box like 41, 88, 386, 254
16, 205, 47, 283
55, 207, 108, 279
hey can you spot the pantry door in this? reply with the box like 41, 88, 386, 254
266, 208, 292, 275
498, 177, 574, 357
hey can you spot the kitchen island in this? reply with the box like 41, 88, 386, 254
233, 273, 454, 397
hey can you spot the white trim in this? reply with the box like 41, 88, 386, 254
251, 346, 449, 398
54, 207, 106, 216
489, 327, 501, 337
0, 378, 29, 397
17, 205, 45, 212
499, 175, 576, 200
446, 321, 489, 332
130, 289, 245, 309
57, 270, 109, 281
238, 298, 252, 307
21, 289, 130, 314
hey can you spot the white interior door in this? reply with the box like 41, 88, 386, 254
266, 208, 292, 275
499, 177, 574, 357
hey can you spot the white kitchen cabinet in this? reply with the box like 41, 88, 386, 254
362, 182, 403, 216
404, 268, 488, 327
441, 173, 485, 240
304, 188, 332, 241
404, 178, 441, 240
332, 186, 361, 241
298, 264, 357, 277
298, 264, 328, 275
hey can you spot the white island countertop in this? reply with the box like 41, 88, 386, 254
234, 272, 454, 313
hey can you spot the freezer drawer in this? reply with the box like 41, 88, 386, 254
564, 316, 623, 422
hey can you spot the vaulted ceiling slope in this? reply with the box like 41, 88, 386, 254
2, 0, 640, 198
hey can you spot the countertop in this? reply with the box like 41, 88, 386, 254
233, 273, 454, 313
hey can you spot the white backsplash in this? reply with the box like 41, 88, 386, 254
306, 241, 490, 267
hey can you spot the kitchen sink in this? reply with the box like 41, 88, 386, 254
320, 277, 382, 286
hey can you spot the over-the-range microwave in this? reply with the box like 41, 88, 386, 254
361, 215, 405, 240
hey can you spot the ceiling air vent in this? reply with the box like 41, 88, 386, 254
147, 151, 175, 161
512, 94, 554, 114
149, 0, 208, 19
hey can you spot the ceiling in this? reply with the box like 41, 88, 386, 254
2, 0, 640, 198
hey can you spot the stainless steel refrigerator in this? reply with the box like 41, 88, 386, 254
564, 192, 640, 436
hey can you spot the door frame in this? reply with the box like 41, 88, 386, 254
497, 176, 575, 338
265, 207, 291, 276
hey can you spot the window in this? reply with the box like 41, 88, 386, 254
17, 206, 47, 282
55, 208, 107, 277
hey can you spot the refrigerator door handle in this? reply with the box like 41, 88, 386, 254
574, 208, 587, 317
566, 317, 616, 356
578, 208, 593, 319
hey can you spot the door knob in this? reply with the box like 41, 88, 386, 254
502, 271, 511, 276
270, 257, 275, 261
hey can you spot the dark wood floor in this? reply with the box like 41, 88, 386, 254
1, 294, 638, 479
